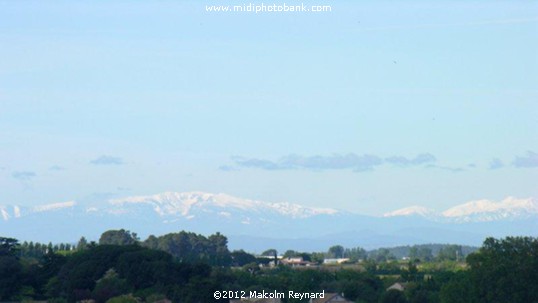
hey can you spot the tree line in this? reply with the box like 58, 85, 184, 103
0, 231, 536, 303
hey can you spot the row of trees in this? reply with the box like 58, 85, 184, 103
16, 241, 75, 258
97, 230, 474, 266
90, 229, 478, 268
368, 244, 470, 263
97, 229, 232, 266
266, 244, 466, 265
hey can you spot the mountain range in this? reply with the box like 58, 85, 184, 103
1, 192, 537, 252
383, 196, 538, 222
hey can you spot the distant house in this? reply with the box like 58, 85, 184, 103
322, 258, 350, 264
310, 293, 353, 303
230, 298, 281, 303
280, 257, 314, 267
387, 282, 407, 292
256, 255, 282, 267
282, 257, 303, 263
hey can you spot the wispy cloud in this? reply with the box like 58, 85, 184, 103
426, 165, 465, 173
513, 151, 538, 168
283, 154, 384, 171
12, 171, 36, 180
226, 153, 435, 172
90, 155, 124, 166
231, 153, 384, 172
489, 158, 504, 170
49, 165, 65, 171
385, 153, 436, 166
232, 157, 282, 170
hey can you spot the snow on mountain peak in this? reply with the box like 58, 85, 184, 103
1, 207, 10, 220
383, 205, 437, 217
108, 191, 338, 219
0, 205, 21, 221
442, 197, 538, 221
270, 201, 338, 217
1, 205, 23, 221
384, 197, 538, 222
32, 201, 77, 212
1, 201, 76, 221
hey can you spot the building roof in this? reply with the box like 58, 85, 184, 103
280, 257, 314, 266
323, 258, 350, 264
387, 282, 408, 292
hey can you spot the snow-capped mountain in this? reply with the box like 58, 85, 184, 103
32, 201, 77, 213
107, 191, 339, 219
383, 206, 438, 218
0, 193, 338, 222
442, 197, 538, 222
384, 197, 538, 222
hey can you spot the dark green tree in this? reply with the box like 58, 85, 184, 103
344, 246, 367, 262
380, 289, 408, 303
208, 232, 232, 266
283, 250, 299, 258
92, 269, 130, 303
261, 249, 277, 256
437, 245, 462, 261
0, 255, 22, 300
0, 237, 19, 256
466, 236, 538, 302
231, 250, 257, 267
0, 237, 22, 300
99, 230, 138, 246
439, 271, 472, 303
401, 262, 422, 282
409, 246, 433, 262
77, 237, 88, 251
328, 245, 344, 258
261, 248, 278, 266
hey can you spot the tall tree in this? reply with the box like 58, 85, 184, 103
0, 237, 22, 300
262, 249, 278, 266
208, 232, 232, 266
466, 236, 538, 302
77, 237, 88, 251
328, 245, 345, 258
99, 230, 139, 246
0, 237, 19, 256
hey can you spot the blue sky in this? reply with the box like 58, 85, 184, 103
1, 0, 537, 215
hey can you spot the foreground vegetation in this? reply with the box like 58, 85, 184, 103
0, 231, 536, 303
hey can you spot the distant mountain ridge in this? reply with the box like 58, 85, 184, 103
3, 193, 535, 223
109, 191, 339, 219
0, 191, 340, 222
1, 192, 537, 252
